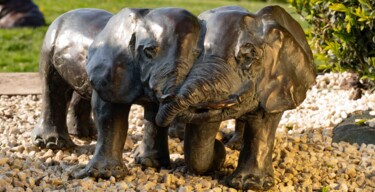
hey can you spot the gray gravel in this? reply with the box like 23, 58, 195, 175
0, 72, 375, 191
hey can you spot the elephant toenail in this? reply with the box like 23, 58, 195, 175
100, 170, 111, 179
249, 175, 258, 182
228, 178, 242, 189
263, 180, 274, 189
88, 168, 99, 177
35, 137, 45, 148
143, 158, 153, 167
46, 142, 58, 149
46, 137, 57, 143
115, 174, 124, 179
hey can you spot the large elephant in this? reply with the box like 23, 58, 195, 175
73, 7, 201, 178
156, 6, 316, 190
32, 9, 113, 149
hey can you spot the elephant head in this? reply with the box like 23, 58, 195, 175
156, 5, 316, 127
86, 7, 201, 104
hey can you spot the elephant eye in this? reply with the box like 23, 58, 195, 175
244, 43, 252, 48
143, 46, 158, 59
240, 43, 255, 56
237, 43, 259, 70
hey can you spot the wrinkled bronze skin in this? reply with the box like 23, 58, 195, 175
73, 7, 201, 179
0, 0, 45, 28
32, 9, 113, 149
156, 6, 316, 190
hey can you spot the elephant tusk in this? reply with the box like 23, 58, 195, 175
159, 93, 175, 103
192, 96, 239, 109
191, 81, 255, 110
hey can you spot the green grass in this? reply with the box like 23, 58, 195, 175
0, 0, 304, 72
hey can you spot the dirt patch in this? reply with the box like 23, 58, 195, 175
0, 73, 41, 95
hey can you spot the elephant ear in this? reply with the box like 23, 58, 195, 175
89, 8, 150, 56
248, 6, 316, 113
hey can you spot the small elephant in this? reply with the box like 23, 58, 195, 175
73, 7, 201, 179
0, 0, 45, 28
32, 9, 113, 149
156, 6, 316, 191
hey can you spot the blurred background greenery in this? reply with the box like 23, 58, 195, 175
290, 0, 375, 82
0, 0, 300, 72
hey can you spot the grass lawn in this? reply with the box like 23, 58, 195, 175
0, 0, 304, 72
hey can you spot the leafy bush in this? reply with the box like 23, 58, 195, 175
235, 0, 288, 2
290, 0, 375, 81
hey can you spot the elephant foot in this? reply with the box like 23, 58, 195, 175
225, 172, 274, 191
32, 126, 75, 149
223, 132, 242, 150
133, 143, 170, 168
186, 139, 226, 175
211, 139, 226, 171
72, 158, 127, 179
67, 116, 97, 138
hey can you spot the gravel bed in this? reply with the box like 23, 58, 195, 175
0, 72, 374, 191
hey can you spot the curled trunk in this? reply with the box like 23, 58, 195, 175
155, 59, 231, 127
155, 58, 259, 127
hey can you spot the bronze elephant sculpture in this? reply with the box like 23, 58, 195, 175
33, 7, 200, 153
32, 8, 113, 149
156, 6, 316, 190
0, 0, 45, 28
33, 5, 314, 191
72, 7, 201, 178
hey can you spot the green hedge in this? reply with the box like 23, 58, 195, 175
290, 0, 375, 81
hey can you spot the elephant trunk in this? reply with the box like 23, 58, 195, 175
156, 58, 238, 127
154, 102, 192, 128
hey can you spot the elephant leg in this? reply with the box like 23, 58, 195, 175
184, 122, 226, 175
134, 103, 170, 168
168, 119, 185, 140
226, 111, 282, 191
67, 91, 96, 138
32, 65, 75, 149
225, 119, 245, 150
73, 91, 130, 179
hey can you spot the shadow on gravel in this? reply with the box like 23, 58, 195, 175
333, 110, 375, 145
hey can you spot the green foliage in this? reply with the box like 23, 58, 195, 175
235, 0, 288, 3
0, 0, 295, 72
355, 118, 367, 125
290, 0, 375, 81
321, 186, 330, 192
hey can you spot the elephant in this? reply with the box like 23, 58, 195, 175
155, 6, 316, 191
32, 8, 113, 149
0, 0, 45, 28
72, 7, 201, 179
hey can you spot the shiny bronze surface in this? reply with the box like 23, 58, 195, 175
156, 6, 315, 190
